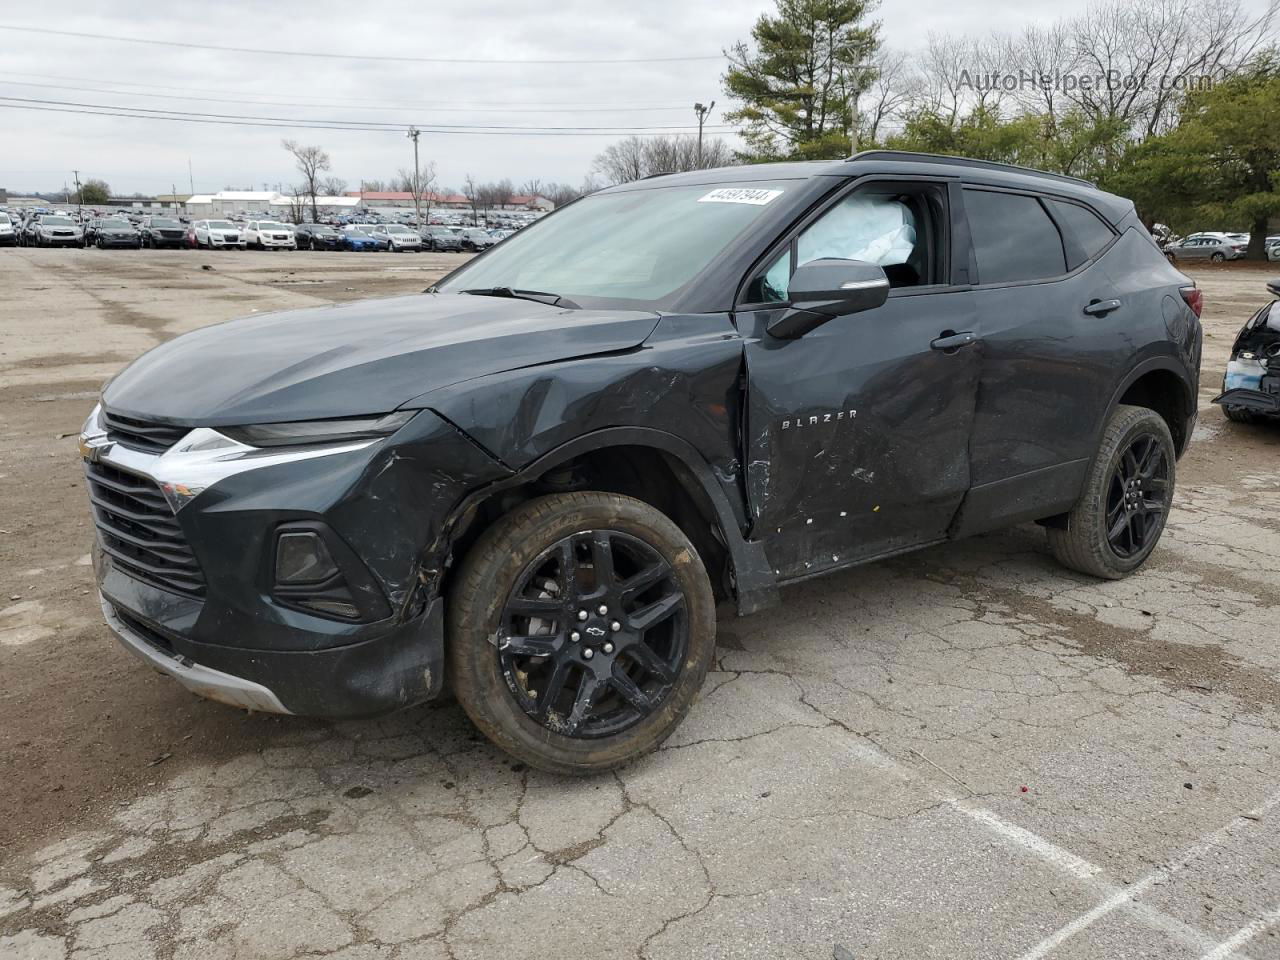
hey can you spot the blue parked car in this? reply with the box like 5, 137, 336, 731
339, 225, 390, 252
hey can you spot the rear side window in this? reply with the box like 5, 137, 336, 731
964, 189, 1066, 284
1046, 199, 1116, 270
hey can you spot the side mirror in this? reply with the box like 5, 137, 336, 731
767, 258, 890, 339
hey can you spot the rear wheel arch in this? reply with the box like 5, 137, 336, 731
1104, 359, 1194, 457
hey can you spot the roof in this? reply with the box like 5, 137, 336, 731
608, 152, 1129, 221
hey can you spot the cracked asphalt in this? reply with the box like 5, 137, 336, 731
2, 249, 1279, 959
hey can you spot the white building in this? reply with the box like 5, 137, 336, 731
183, 191, 360, 218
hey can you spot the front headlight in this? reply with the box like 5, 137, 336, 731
218, 410, 416, 448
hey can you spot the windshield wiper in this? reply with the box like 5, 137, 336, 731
462, 286, 579, 309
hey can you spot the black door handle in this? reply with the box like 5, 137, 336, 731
930, 330, 977, 352
1083, 299, 1122, 317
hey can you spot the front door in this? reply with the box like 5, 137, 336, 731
738, 180, 981, 581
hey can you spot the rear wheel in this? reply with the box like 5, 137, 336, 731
1047, 404, 1175, 579
448, 492, 715, 775
1211, 251, 1226, 262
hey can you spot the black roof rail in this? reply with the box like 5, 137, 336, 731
847, 150, 1096, 188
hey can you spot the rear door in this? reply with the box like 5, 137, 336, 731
956, 186, 1125, 533
739, 178, 981, 580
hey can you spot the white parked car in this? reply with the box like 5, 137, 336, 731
372, 223, 423, 252
0, 213, 14, 246
244, 221, 297, 250
193, 220, 246, 250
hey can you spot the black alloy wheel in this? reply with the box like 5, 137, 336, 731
497, 529, 687, 739
1104, 433, 1170, 559
1047, 404, 1176, 579
448, 492, 716, 774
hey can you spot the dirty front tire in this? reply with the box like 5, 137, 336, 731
1047, 404, 1176, 580
448, 492, 716, 775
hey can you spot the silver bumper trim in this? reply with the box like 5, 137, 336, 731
100, 593, 292, 714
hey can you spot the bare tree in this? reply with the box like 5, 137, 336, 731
319, 176, 348, 198
281, 140, 331, 223
490, 178, 515, 209
285, 185, 308, 225
593, 135, 735, 184
520, 178, 544, 203
858, 48, 922, 144
463, 174, 480, 224
397, 161, 437, 225
593, 137, 649, 184
1069, 0, 1278, 137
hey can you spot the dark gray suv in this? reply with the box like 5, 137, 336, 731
82, 151, 1202, 774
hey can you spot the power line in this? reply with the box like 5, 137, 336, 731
0, 70, 693, 108
0, 100, 740, 137
0, 94, 735, 132
0, 24, 723, 64
0, 78, 696, 115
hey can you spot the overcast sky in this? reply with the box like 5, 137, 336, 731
0, 0, 1267, 196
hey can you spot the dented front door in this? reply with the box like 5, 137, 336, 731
740, 290, 981, 581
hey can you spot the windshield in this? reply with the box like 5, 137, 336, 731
385, 225, 412, 234
438, 182, 790, 306
259, 222, 290, 231
101, 219, 130, 228
150, 218, 179, 227
208, 220, 235, 230
41, 216, 73, 226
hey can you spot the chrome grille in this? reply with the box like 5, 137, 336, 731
86, 460, 205, 597
102, 409, 188, 453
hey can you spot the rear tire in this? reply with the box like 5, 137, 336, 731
1047, 404, 1175, 579
1211, 251, 1226, 262
448, 492, 716, 775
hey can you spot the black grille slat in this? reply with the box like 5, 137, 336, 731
86, 461, 206, 597
102, 410, 189, 453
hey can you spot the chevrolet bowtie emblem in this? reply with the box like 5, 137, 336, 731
79, 436, 111, 463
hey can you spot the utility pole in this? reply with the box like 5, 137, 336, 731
693, 101, 715, 168
72, 169, 82, 219
407, 126, 422, 226
847, 61, 873, 156
187, 157, 194, 195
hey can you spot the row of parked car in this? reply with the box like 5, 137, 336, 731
0, 209, 514, 253
1162, 231, 1280, 262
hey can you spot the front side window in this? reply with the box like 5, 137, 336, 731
437, 181, 793, 308
965, 189, 1067, 284
741, 184, 943, 305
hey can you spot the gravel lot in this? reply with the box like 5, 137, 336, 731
1, 247, 1278, 960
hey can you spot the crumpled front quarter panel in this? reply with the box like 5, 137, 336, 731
423, 313, 747, 527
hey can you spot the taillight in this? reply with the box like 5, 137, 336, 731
1180, 285, 1203, 318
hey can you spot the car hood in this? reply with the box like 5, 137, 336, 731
103, 293, 661, 425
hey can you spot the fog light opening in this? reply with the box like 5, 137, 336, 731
275, 532, 339, 585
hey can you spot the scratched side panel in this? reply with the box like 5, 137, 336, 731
738, 292, 981, 582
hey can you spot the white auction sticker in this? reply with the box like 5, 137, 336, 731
697, 187, 783, 205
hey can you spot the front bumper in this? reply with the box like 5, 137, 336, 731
85, 407, 511, 716
99, 574, 445, 717
98, 236, 141, 247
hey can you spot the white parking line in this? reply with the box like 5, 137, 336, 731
1015, 788, 1280, 960
1199, 905, 1280, 960
828, 731, 1279, 960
